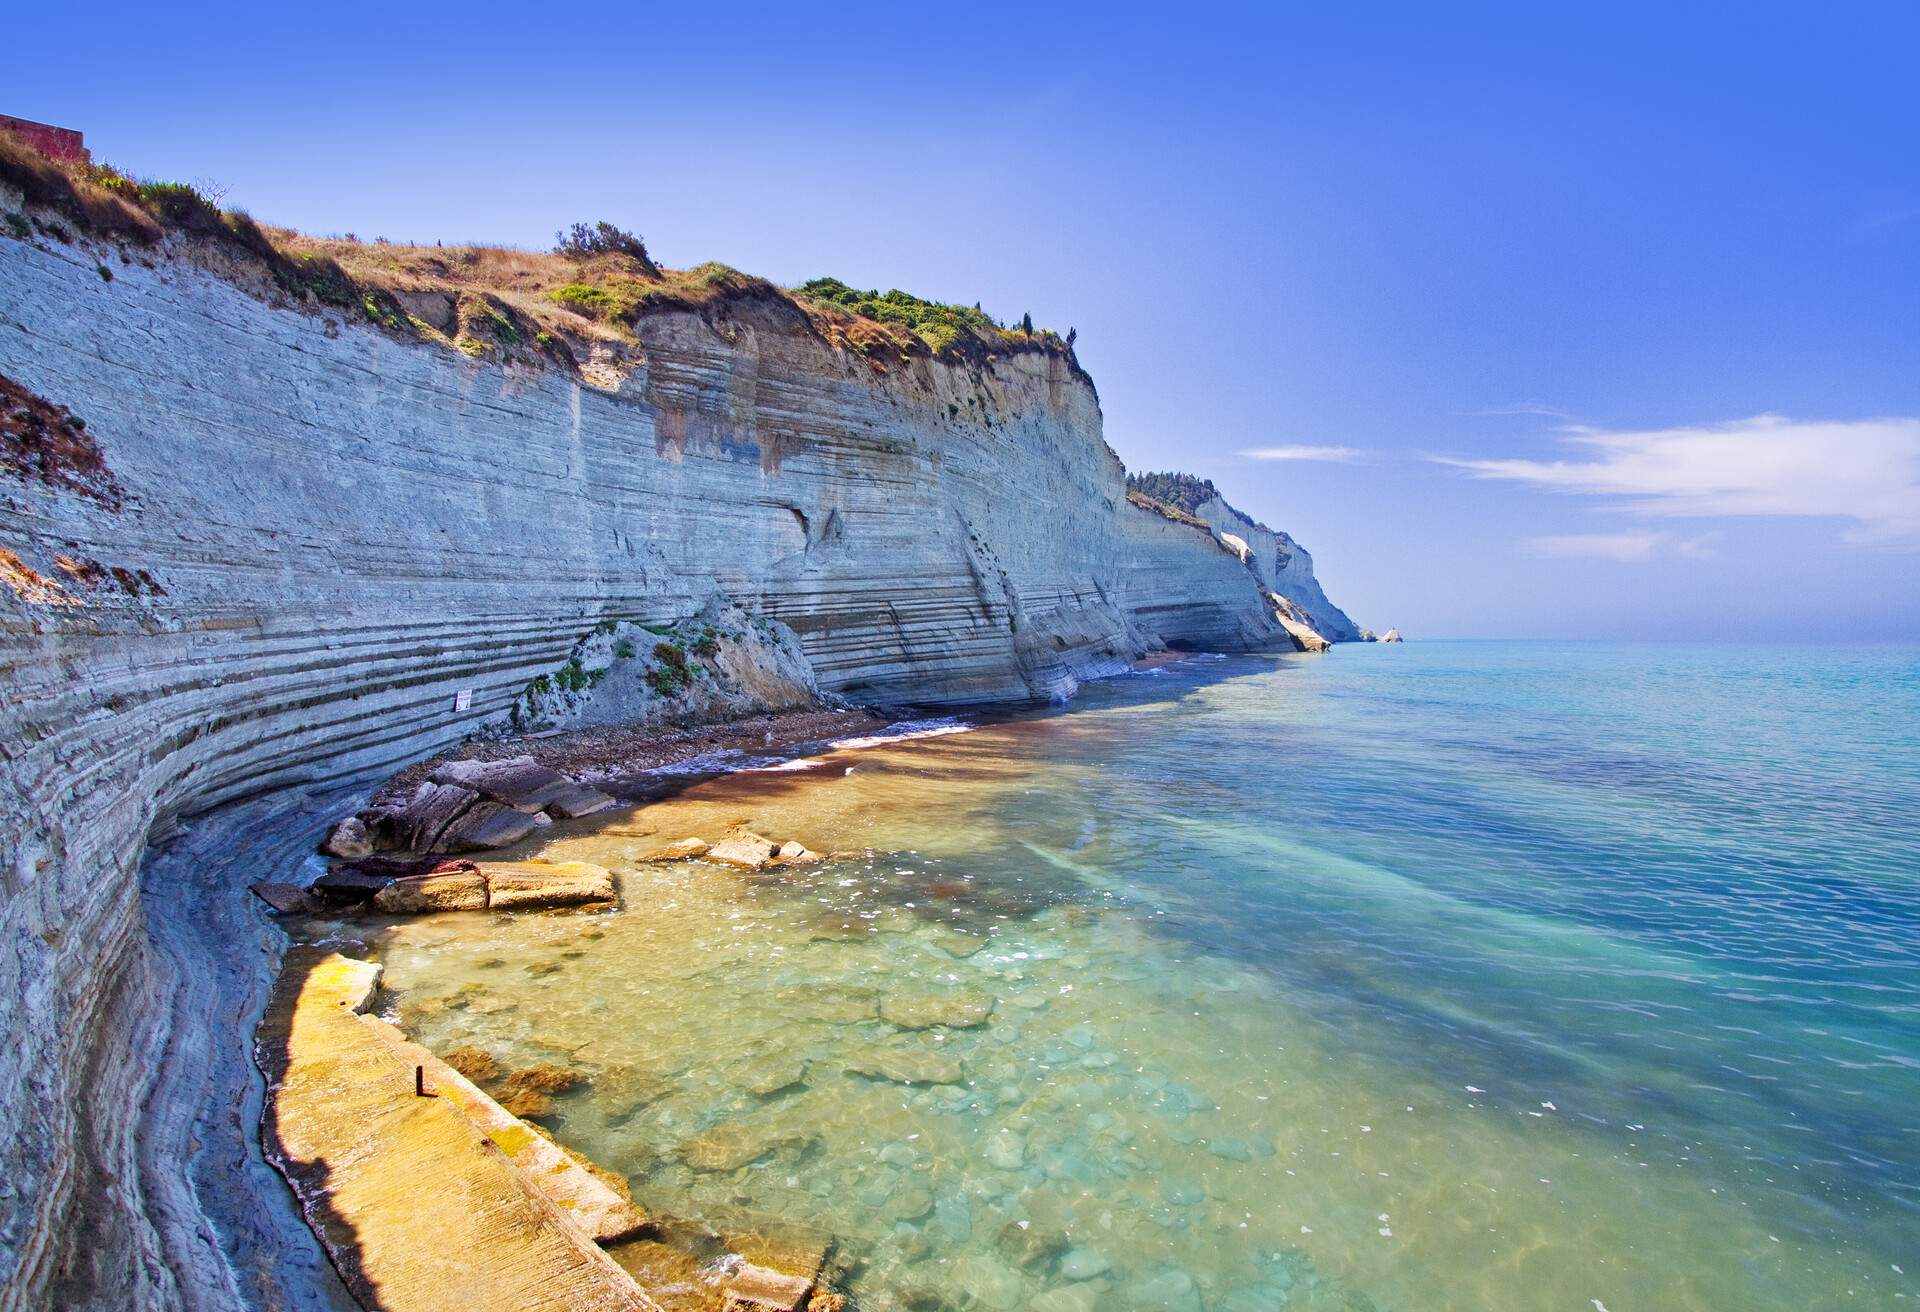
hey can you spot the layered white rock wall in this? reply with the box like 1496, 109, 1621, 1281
1192, 495, 1362, 641
0, 231, 1291, 1308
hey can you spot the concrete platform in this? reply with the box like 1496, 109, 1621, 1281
257, 947, 661, 1312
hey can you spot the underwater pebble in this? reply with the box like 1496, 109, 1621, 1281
1060, 1248, 1111, 1280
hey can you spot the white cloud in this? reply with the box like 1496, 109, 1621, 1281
1240, 444, 1365, 462
1527, 531, 1717, 563
1436, 414, 1920, 544
1527, 532, 1665, 562
1464, 402, 1572, 419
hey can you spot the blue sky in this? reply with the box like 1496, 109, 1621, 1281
11, 2, 1918, 638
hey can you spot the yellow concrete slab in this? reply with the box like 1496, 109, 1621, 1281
257, 947, 661, 1312
360, 1016, 647, 1244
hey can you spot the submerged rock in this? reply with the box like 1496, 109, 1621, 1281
649, 837, 711, 861
931, 929, 989, 958
732, 1054, 811, 1097
442, 1044, 503, 1084
492, 1062, 585, 1120
880, 991, 996, 1030
776, 984, 876, 1023
1029, 1288, 1101, 1312
845, 1048, 967, 1086
983, 1129, 1027, 1171
497, 1088, 554, 1119
997, 1219, 1067, 1271
1130, 1268, 1201, 1310
1058, 1248, 1111, 1281
948, 1253, 1023, 1310
679, 1120, 816, 1172
503, 1062, 585, 1096
725, 1262, 814, 1311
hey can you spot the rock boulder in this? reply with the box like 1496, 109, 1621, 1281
478, 860, 616, 910
705, 827, 780, 868
433, 800, 540, 853
372, 871, 488, 914
319, 816, 374, 859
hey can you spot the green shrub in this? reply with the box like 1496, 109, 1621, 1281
553, 658, 593, 693
646, 641, 693, 696
554, 221, 659, 277
548, 283, 617, 317
794, 277, 1059, 357
133, 180, 222, 232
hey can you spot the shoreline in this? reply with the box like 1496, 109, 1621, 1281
254, 653, 1242, 1312
262, 700, 1022, 1311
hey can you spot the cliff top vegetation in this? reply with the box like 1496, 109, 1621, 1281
1127, 471, 1227, 518
1126, 471, 1289, 542
0, 130, 1079, 377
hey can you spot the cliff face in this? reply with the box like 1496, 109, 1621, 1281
1190, 496, 1362, 642
0, 229, 1300, 1308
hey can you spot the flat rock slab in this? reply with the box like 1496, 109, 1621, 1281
436, 799, 541, 853
879, 991, 996, 1030
250, 881, 312, 915
362, 1021, 645, 1245
397, 781, 482, 851
545, 781, 618, 819
479, 860, 617, 910
374, 871, 488, 914
425, 759, 616, 819
724, 1263, 814, 1311
679, 1120, 816, 1173
647, 837, 710, 861
313, 856, 479, 904
257, 947, 660, 1312
432, 756, 578, 812
705, 828, 778, 868
844, 1048, 967, 1086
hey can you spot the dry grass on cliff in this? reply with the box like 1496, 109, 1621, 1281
0, 128, 1081, 376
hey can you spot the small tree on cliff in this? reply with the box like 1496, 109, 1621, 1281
554, 222, 660, 277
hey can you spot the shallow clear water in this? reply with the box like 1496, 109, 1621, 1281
365, 642, 1920, 1310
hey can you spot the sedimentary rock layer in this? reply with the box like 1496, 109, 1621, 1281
0, 226, 1310, 1309
1192, 495, 1362, 641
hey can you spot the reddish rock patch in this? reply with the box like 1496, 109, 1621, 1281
1, 371, 123, 509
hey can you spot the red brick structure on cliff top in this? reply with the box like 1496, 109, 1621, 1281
0, 115, 88, 164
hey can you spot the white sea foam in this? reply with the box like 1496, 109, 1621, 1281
824, 716, 974, 751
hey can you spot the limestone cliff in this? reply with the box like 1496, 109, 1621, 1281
0, 208, 1362, 1309
1125, 471, 1362, 642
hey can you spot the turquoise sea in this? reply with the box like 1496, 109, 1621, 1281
369, 641, 1920, 1310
